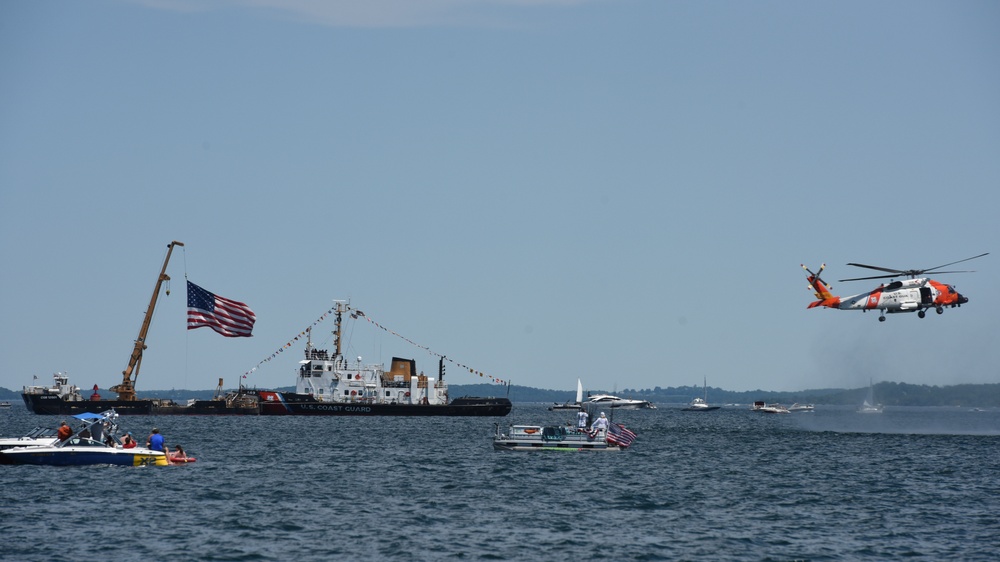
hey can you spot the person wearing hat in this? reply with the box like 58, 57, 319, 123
591, 412, 610, 434
147, 428, 164, 452
121, 432, 137, 449
56, 421, 72, 441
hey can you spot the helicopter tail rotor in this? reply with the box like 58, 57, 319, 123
802, 263, 837, 304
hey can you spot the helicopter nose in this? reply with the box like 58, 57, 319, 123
957, 293, 968, 305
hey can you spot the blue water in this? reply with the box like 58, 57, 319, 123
2, 404, 999, 561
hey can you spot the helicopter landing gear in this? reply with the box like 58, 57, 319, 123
918, 310, 926, 318
936, 307, 944, 315
878, 313, 886, 322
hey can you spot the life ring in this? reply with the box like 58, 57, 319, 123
404, 392, 410, 397
355, 374, 361, 380
351, 390, 357, 396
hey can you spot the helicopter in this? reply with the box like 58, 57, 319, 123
802, 253, 988, 322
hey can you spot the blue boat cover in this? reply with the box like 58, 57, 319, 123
72, 412, 104, 420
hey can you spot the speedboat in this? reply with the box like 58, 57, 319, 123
0, 410, 168, 466
751, 401, 790, 414
493, 422, 637, 452
0, 426, 60, 452
788, 403, 815, 412
584, 394, 655, 410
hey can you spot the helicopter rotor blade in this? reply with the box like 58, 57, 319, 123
921, 253, 989, 274
845, 253, 989, 279
839, 273, 900, 282
845, 262, 904, 274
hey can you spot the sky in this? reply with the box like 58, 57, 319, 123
1, 0, 998, 396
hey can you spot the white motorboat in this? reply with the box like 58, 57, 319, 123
0, 426, 59, 452
585, 393, 655, 410
493, 422, 637, 452
0, 410, 169, 466
751, 401, 790, 414
788, 403, 815, 412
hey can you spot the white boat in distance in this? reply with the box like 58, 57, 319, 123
788, 403, 815, 412
585, 393, 655, 410
683, 378, 720, 411
858, 380, 884, 414
751, 401, 790, 414
549, 379, 584, 411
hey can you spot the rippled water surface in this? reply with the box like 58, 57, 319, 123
2, 404, 999, 561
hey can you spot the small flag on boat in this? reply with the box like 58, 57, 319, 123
187, 281, 256, 338
606, 423, 637, 448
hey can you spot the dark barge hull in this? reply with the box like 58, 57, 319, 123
258, 392, 512, 416
21, 394, 260, 416
22, 392, 511, 417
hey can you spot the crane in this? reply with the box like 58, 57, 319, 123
109, 241, 184, 401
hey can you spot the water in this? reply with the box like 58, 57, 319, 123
2, 405, 999, 561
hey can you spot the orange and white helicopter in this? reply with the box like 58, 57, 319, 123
802, 253, 988, 322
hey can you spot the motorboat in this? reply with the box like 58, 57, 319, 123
549, 379, 584, 411
682, 378, 720, 411
584, 393, 655, 410
0, 410, 168, 466
493, 422, 637, 452
0, 426, 59, 452
751, 401, 790, 414
788, 403, 815, 412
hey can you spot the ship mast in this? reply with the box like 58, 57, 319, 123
110, 240, 184, 401
333, 300, 345, 360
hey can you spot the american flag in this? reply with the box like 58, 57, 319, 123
187, 281, 256, 338
606, 423, 637, 448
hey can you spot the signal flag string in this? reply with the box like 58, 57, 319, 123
349, 307, 508, 386
242, 306, 338, 379
241, 305, 508, 386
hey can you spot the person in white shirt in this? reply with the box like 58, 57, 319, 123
591, 412, 610, 433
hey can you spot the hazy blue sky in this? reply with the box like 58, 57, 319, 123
2, 0, 998, 396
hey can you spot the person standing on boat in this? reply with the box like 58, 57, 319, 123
591, 412, 609, 434
577, 409, 590, 430
147, 428, 164, 452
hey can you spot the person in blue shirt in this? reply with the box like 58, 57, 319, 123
147, 428, 165, 451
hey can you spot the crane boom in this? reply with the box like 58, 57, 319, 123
110, 240, 184, 401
